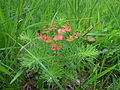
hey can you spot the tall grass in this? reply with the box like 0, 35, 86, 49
0, 0, 119, 89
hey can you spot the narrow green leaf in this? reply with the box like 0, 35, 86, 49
0, 65, 13, 77
0, 47, 18, 51
10, 68, 24, 84
82, 64, 117, 87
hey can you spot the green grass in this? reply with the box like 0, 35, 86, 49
0, 0, 120, 89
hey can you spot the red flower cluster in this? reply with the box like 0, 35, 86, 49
36, 33, 52, 43
53, 24, 73, 41
36, 22, 80, 50
51, 43, 60, 50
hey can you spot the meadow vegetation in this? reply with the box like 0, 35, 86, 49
0, 0, 120, 90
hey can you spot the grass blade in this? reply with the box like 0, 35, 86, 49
0, 64, 13, 77
82, 64, 117, 87
10, 68, 24, 84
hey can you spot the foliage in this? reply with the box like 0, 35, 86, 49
0, 0, 119, 89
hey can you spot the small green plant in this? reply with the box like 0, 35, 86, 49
18, 21, 99, 89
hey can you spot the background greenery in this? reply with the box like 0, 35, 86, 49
0, 0, 120, 89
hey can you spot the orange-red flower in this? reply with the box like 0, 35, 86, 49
44, 37, 52, 42
43, 26, 48, 31
38, 34, 43, 39
36, 33, 40, 36
37, 34, 52, 43
61, 25, 69, 28
44, 31, 49, 33
87, 38, 96, 42
66, 35, 74, 41
41, 35, 52, 43
53, 34, 63, 41
73, 32, 80, 38
51, 43, 60, 50
48, 21, 56, 26
50, 27, 57, 30
65, 28, 72, 32
43, 26, 47, 28
58, 29, 66, 34
61, 24, 72, 32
